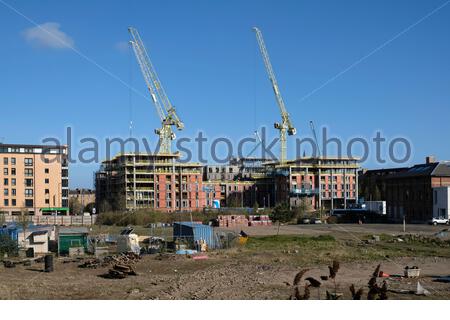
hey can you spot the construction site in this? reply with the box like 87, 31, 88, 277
2, 25, 450, 302
1, 3, 450, 307
94, 27, 361, 215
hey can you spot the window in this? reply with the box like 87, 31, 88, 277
45, 199, 49, 204
11, 179, 16, 186
3, 158, 8, 165
25, 179, 33, 187
11, 189, 16, 196
45, 178, 49, 184
4, 189, 8, 196
3, 168, 8, 175
3, 178, 8, 186
25, 158, 33, 166
11, 199, 16, 206
11, 168, 16, 175
11, 158, 16, 165
45, 189, 49, 194
25, 199, 33, 207
24, 168, 33, 176
25, 189, 33, 197
44, 158, 50, 164
4, 199, 8, 206
45, 168, 49, 174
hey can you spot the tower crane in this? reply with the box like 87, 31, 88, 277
128, 27, 184, 154
253, 27, 296, 164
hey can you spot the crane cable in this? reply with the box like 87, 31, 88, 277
128, 41, 134, 141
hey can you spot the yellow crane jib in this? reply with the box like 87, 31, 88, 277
128, 27, 184, 154
253, 27, 296, 164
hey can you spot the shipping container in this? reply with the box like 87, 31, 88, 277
173, 222, 218, 249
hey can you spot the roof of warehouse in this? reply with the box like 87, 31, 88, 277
431, 161, 450, 177
387, 162, 438, 179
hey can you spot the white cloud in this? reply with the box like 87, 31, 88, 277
22, 22, 74, 49
115, 41, 130, 53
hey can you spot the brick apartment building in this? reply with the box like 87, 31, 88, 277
0, 143, 69, 216
95, 153, 210, 212
96, 155, 360, 213
359, 157, 450, 222
265, 157, 360, 211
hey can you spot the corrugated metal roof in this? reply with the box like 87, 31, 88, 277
59, 227, 89, 234
431, 161, 450, 177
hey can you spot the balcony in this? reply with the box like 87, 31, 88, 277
290, 188, 319, 196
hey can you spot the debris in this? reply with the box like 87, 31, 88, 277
416, 282, 430, 296
192, 254, 208, 260
3, 260, 15, 268
404, 266, 421, 278
326, 290, 343, 300
433, 276, 450, 283
379, 271, 390, 278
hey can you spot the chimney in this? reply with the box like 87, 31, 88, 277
426, 156, 436, 164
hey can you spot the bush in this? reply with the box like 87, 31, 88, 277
271, 203, 295, 223
0, 234, 18, 257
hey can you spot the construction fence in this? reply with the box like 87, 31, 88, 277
2, 215, 97, 226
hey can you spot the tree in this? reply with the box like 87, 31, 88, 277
271, 203, 295, 235
17, 207, 30, 248
69, 198, 83, 215
0, 234, 18, 257
294, 198, 312, 219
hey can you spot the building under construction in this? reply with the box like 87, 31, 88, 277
94, 153, 360, 213
95, 153, 214, 212
94, 27, 360, 214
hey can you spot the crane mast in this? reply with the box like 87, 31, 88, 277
128, 27, 184, 154
253, 27, 296, 164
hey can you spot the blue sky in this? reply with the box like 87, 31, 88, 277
0, 0, 449, 188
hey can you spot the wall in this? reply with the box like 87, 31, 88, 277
433, 187, 449, 219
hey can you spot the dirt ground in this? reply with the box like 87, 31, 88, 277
1, 252, 449, 300
1, 224, 449, 300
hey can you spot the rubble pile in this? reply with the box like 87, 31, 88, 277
78, 252, 141, 279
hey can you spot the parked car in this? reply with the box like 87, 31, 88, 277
429, 217, 449, 226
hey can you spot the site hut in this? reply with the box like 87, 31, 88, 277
0, 223, 54, 255
58, 227, 89, 256
173, 222, 218, 250
432, 186, 449, 222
